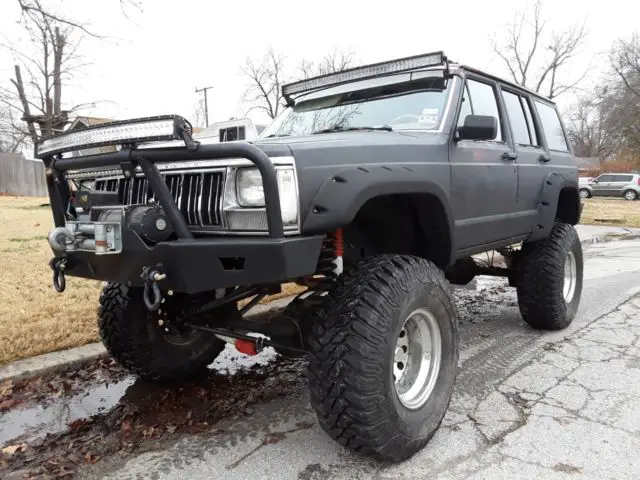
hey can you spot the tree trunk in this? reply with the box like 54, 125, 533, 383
52, 26, 65, 134
11, 65, 39, 144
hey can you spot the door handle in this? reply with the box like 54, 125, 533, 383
501, 151, 518, 161
539, 153, 552, 163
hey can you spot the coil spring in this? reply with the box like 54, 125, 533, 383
317, 234, 338, 279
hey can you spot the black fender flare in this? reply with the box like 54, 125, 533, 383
301, 165, 455, 254
526, 172, 577, 243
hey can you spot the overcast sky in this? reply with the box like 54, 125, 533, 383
1, 0, 640, 130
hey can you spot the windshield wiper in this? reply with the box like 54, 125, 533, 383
263, 133, 290, 138
312, 125, 393, 135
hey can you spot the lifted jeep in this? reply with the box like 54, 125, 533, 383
36, 51, 583, 462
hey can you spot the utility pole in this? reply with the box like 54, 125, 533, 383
195, 86, 213, 127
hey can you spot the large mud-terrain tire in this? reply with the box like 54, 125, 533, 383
307, 255, 458, 462
516, 223, 583, 330
98, 282, 227, 382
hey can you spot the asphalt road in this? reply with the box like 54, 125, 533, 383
79, 237, 640, 480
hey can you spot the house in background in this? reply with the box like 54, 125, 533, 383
195, 118, 267, 143
67, 116, 117, 157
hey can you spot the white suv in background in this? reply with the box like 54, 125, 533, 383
580, 173, 640, 200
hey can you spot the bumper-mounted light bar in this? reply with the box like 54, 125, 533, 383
35, 114, 196, 159
282, 51, 448, 105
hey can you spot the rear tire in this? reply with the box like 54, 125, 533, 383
623, 189, 638, 201
516, 223, 583, 330
307, 255, 458, 462
98, 282, 228, 382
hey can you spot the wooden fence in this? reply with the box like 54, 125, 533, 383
0, 153, 47, 197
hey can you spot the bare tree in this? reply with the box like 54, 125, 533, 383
15, 0, 142, 37
0, 105, 27, 152
0, 0, 110, 151
299, 48, 355, 79
565, 90, 616, 158
242, 48, 287, 120
1, 0, 143, 152
243, 47, 356, 119
490, 0, 588, 99
610, 33, 640, 98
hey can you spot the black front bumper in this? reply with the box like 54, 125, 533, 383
64, 230, 324, 293
41, 139, 323, 293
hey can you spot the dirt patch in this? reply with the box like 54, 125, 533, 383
0, 196, 305, 365
581, 198, 640, 228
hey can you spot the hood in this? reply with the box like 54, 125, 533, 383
252, 130, 448, 166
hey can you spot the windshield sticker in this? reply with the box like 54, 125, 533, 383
419, 108, 439, 124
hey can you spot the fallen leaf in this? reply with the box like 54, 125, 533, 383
0, 380, 13, 396
264, 432, 285, 445
120, 420, 132, 433
2, 443, 28, 455
68, 419, 89, 430
83, 452, 100, 464
0, 398, 22, 411
166, 424, 177, 434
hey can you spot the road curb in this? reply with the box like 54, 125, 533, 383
0, 295, 296, 384
0, 343, 108, 384
580, 232, 640, 245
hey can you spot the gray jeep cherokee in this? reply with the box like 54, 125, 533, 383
36, 51, 583, 462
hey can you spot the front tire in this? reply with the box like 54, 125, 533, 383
98, 282, 228, 382
516, 223, 583, 330
307, 255, 458, 462
579, 188, 591, 199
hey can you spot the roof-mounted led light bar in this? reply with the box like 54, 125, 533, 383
35, 115, 189, 158
282, 51, 448, 102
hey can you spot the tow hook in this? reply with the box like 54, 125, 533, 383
49, 257, 67, 293
140, 265, 166, 312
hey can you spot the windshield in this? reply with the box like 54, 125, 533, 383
260, 76, 452, 138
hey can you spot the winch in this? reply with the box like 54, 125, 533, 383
47, 208, 124, 255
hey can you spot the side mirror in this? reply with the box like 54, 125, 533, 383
456, 115, 498, 141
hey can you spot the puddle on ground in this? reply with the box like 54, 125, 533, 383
0, 346, 279, 448
0, 377, 136, 446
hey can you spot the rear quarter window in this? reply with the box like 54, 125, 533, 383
613, 175, 633, 182
534, 101, 569, 152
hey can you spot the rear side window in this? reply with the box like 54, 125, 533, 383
534, 101, 568, 151
613, 175, 633, 182
502, 90, 536, 146
460, 79, 503, 141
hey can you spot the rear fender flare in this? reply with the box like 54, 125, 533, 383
526, 172, 572, 243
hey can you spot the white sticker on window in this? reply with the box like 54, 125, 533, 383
419, 108, 439, 123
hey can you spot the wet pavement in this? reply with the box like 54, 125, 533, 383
1, 239, 640, 479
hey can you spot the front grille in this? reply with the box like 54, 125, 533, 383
94, 171, 224, 228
